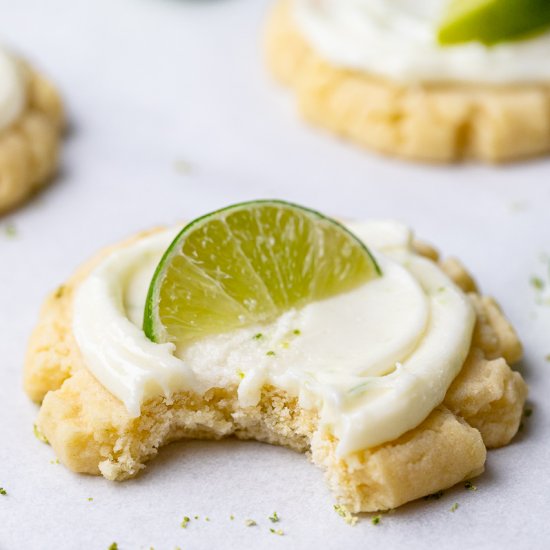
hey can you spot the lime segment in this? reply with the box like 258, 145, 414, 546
144, 200, 381, 346
437, 0, 550, 46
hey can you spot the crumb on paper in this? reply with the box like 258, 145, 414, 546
174, 159, 193, 175
333, 504, 357, 526
464, 481, 477, 491
507, 200, 529, 213
450, 503, 459, 512
371, 515, 381, 526
524, 407, 533, 418
270, 528, 284, 536
531, 256, 550, 307
245, 519, 257, 527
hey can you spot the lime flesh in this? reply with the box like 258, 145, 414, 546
437, 0, 550, 46
144, 200, 381, 346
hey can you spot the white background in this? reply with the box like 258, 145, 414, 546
0, 1, 549, 548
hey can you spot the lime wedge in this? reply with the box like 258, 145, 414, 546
144, 200, 380, 345
437, 0, 550, 46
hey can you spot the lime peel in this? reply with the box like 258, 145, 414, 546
437, 0, 550, 46
144, 200, 380, 346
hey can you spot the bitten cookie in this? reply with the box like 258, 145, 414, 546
265, 0, 550, 163
24, 223, 527, 512
0, 48, 63, 214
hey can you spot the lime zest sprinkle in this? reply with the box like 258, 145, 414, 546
49, 459, 59, 465
181, 516, 190, 528
33, 424, 49, 444
0, 488, 7, 496
205, 517, 210, 522
88, 497, 93, 502
270, 528, 284, 536
253, 333, 263, 340
236, 370, 245, 380
5, 223, 17, 237
333, 504, 357, 526
245, 519, 257, 527
371, 515, 381, 526
531, 276, 545, 291
450, 503, 459, 512
464, 481, 477, 491
194, 515, 199, 520
230, 515, 235, 520
174, 159, 193, 175
545, 354, 550, 362
266, 351, 276, 357
108, 544, 118, 550
293, 329, 301, 335
269, 512, 280, 523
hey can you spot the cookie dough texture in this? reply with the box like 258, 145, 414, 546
265, 0, 550, 163
24, 233, 527, 512
0, 60, 63, 214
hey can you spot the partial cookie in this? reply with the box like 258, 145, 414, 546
0, 57, 63, 214
264, 0, 550, 163
24, 232, 527, 512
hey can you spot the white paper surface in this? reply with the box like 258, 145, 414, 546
0, 1, 549, 548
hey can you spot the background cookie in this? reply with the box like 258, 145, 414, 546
0, 56, 63, 214
265, 0, 550, 163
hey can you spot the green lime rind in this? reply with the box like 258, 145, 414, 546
437, 0, 550, 46
144, 199, 381, 346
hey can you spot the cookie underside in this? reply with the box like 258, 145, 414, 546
23, 232, 527, 512
0, 60, 63, 215
264, 0, 550, 164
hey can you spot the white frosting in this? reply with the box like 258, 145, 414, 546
0, 47, 26, 131
294, 0, 550, 84
73, 221, 475, 455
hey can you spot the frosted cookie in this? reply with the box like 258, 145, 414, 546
265, 0, 550, 163
0, 46, 63, 214
25, 201, 527, 512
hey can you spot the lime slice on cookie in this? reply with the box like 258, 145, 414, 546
437, 0, 550, 45
144, 200, 380, 345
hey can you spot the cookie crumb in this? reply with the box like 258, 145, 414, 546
464, 481, 477, 491
333, 504, 357, 526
